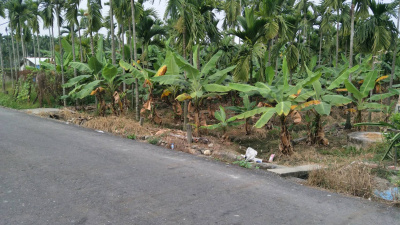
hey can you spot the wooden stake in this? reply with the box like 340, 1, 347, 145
139, 117, 144, 126
186, 124, 192, 145
183, 100, 188, 131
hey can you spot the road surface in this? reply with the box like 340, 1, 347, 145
0, 107, 399, 225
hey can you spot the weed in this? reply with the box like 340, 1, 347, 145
127, 134, 136, 140
233, 159, 253, 169
148, 137, 160, 145
308, 162, 373, 198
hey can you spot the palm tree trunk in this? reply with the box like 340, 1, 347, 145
345, 3, 355, 130
319, 30, 323, 65
336, 9, 339, 67
71, 23, 78, 107
19, 25, 26, 67
8, 45, 13, 92
90, 31, 95, 56
10, 28, 17, 88
110, 0, 116, 65
121, 25, 126, 92
131, 0, 139, 121
51, 25, 55, 63
32, 33, 37, 66
57, 10, 66, 107
129, 25, 133, 62
390, 7, 400, 91
36, 32, 40, 59
0, 35, 5, 93
78, 28, 83, 62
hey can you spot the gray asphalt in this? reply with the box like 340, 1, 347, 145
0, 107, 399, 225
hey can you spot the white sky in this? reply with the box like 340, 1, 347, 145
0, 0, 396, 37
0, 0, 170, 36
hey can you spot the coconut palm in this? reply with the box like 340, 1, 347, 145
323, 0, 345, 67
230, 7, 267, 83
86, 0, 103, 56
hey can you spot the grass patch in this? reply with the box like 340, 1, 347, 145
127, 134, 136, 140
148, 137, 160, 145
0, 92, 40, 109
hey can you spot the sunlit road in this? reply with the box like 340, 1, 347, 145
0, 107, 399, 225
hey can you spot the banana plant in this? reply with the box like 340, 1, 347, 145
304, 66, 352, 145
201, 106, 244, 135
226, 94, 257, 135
229, 57, 322, 155
152, 50, 235, 136
329, 68, 396, 126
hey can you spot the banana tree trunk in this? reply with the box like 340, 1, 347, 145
57, 11, 66, 107
279, 115, 293, 155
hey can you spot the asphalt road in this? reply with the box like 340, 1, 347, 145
0, 107, 399, 225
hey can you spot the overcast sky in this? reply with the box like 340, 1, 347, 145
0, 0, 169, 36
0, 0, 396, 37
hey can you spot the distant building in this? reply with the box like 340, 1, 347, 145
20, 57, 52, 71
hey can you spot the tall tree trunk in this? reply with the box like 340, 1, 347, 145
336, 9, 339, 67
78, 28, 83, 62
0, 35, 5, 93
129, 25, 134, 110
71, 23, 78, 107
131, 0, 139, 121
32, 33, 36, 66
8, 45, 13, 92
57, 10, 66, 107
121, 25, 126, 92
110, 0, 116, 65
19, 25, 26, 67
51, 25, 55, 63
90, 31, 95, 56
345, 3, 355, 130
391, 7, 400, 91
36, 32, 40, 59
319, 30, 323, 66
10, 28, 17, 88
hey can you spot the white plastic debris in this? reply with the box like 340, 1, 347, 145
245, 147, 258, 161
96, 130, 104, 133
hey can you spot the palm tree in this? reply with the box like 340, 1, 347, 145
78, 9, 86, 62
389, 0, 399, 90
39, 0, 56, 61
66, 0, 80, 82
230, 7, 266, 83
131, 0, 140, 121
26, 0, 40, 65
86, 0, 103, 56
136, 9, 167, 65
323, 0, 345, 67
109, 0, 116, 65
52, 0, 67, 106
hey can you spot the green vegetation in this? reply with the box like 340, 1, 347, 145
127, 134, 136, 140
0, 0, 399, 159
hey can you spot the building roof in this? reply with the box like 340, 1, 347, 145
25, 57, 52, 66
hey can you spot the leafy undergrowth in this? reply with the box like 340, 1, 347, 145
0, 92, 40, 109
